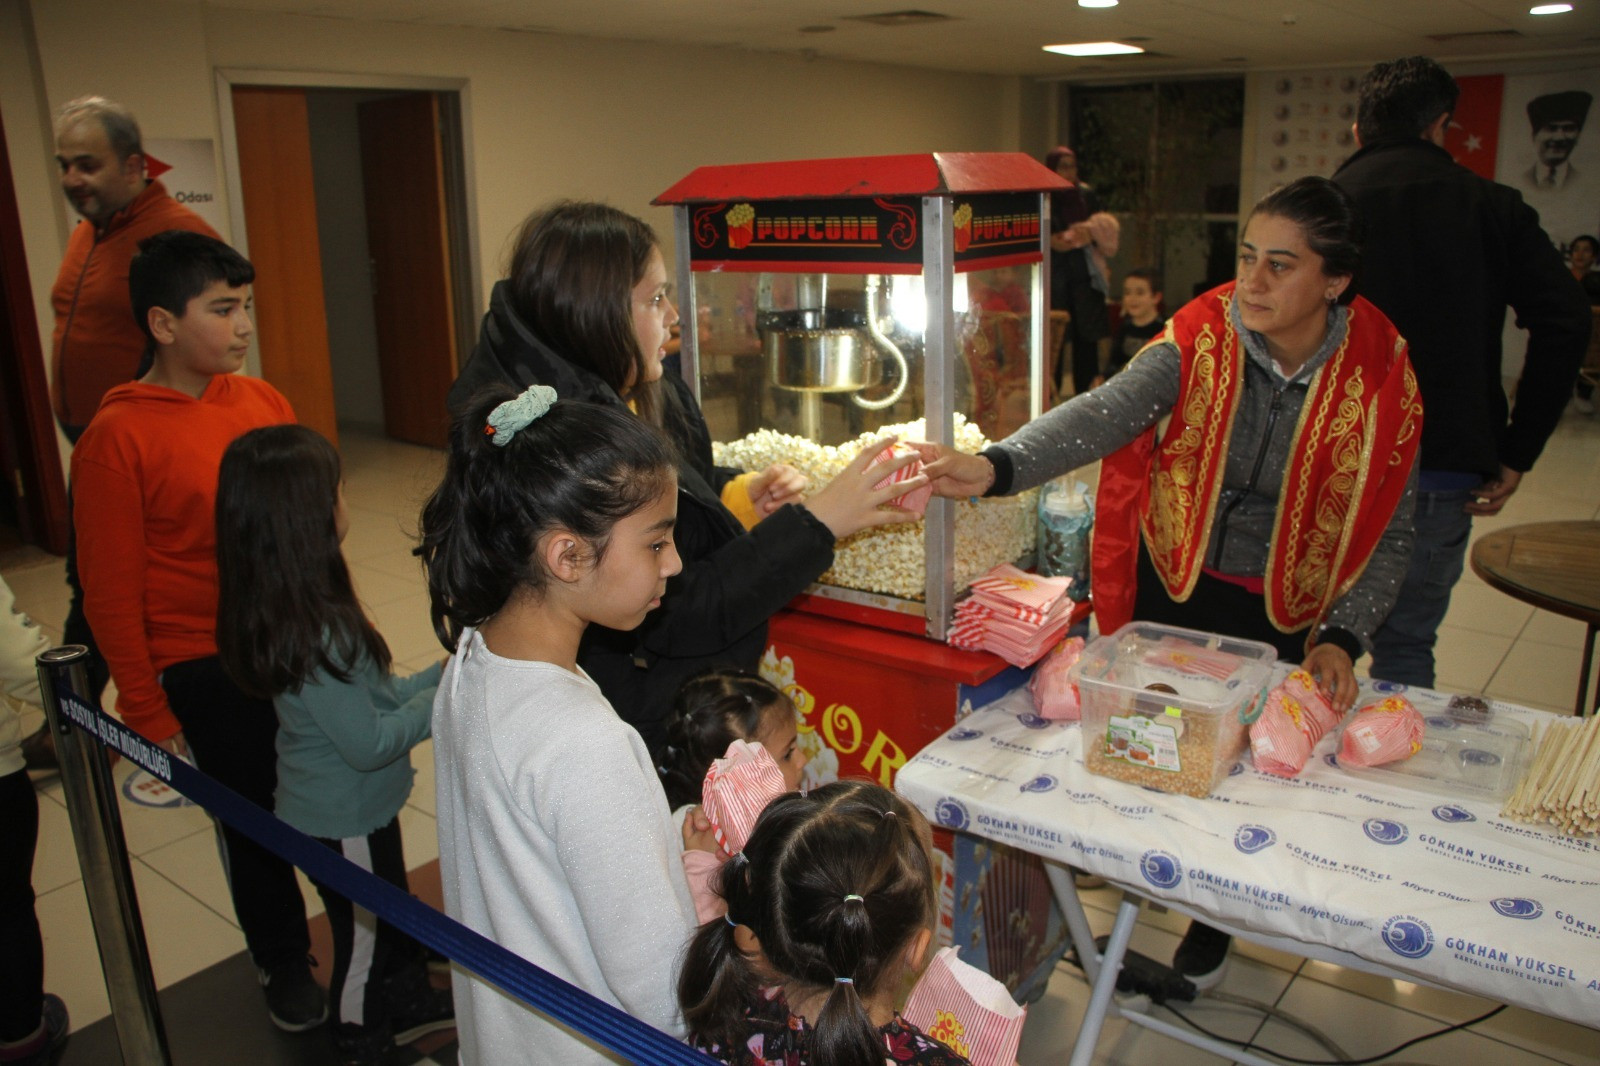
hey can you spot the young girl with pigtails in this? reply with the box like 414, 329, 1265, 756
419, 383, 711, 1065
678, 780, 971, 1066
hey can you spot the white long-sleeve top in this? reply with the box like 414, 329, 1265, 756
434, 627, 698, 1064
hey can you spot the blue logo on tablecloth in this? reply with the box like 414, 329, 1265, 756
947, 728, 983, 741
1381, 915, 1434, 958
1426, 715, 1458, 730
1139, 850, 1183, 889
1363, 818, 1409, 845
934, 797, 969, 830
1432, 804, 1476, 823
1371, 680, 1409, 695
1490, 897, 1543, 920
1323, 753, 1339, 768
1020, 774, 1058, 793
1017, 713, 1052, 730
1228, 762, 1245, 777
1234, 825, 1277, 853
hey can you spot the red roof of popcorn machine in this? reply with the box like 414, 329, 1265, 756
653, 152, 1069, 203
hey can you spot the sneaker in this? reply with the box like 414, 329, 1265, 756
332, 1022, 395, 1066
384, 967, 455, 1045
1172, 921, 1231, 991
258, 957, 329, 1032
0, 993, 69, 1065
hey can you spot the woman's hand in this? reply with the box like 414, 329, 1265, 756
907, 442, 995, 499
157, 731, 190, 759
746, 463, 808, 517
681, 805, 720, 855
803, 435, 928, 539
1302, 643, 1357, 714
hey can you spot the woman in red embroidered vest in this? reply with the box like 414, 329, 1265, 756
917, 176, 1421, 988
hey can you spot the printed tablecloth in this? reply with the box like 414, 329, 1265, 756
895, 680, 1600, 1025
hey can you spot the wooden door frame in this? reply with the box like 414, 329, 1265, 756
212, 68, 482, 382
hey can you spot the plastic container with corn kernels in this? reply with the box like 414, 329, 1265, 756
1067, 622, 1277, 798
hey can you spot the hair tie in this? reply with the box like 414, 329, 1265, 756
732, 850, 748, 866
843, 893, 864, 903
834, 977, 854, 986
485, 385, 557, 446
725, 915, 739, 928
882, 810, 898, 819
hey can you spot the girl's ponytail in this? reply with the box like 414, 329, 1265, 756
678, 855, 759, 1052
810, 893, 886, 1066
808, 805, 927, 1066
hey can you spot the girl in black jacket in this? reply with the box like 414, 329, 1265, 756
447, 201, 921, 758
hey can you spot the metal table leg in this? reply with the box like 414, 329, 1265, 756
1044, 862, 1101, 986
1067, 891, 1140, 1066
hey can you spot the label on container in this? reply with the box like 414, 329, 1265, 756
1106, 714, 1181, 772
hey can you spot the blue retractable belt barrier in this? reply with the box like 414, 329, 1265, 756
54, 690, 715, 1065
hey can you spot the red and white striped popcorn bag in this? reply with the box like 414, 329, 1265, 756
864, 443, 934, 515
700, 740, 786, 857
903, 946, 1026, 1066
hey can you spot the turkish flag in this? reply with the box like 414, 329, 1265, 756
1444, 74, 1503, 180
143, 152, 172, 180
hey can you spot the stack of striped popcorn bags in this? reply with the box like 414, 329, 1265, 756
948, 563, 1075, 667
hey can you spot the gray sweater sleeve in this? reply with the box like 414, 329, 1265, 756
989, 342, 1181, 494
1321, 459, 1419, 652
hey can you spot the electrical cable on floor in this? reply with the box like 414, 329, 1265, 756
1202, 990, 1349, 1060
1161, 998, 1507, 1064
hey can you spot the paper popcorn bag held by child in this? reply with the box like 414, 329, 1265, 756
1029, 636, 1085, 720
1250, 669, 1341, 777
701, 740, 785, 856
865, 442, 934, 515
902, 946, 1026, 1066
1339, 695, 1425, 768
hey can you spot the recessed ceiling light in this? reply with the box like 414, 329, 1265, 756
1529, 3, 1572, 11
1078, 0, 1119, 7
1043, 41, 1145, 56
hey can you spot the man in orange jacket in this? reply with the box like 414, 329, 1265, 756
23, 97, 217, 771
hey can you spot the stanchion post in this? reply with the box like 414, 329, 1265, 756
37, 645, 171, 1066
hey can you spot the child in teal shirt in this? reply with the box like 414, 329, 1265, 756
216, 424, 452, 1066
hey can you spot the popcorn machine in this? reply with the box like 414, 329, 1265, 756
656, 156, 1075, 999
654, 153, 1069, 641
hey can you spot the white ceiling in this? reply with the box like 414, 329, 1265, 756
209, 0, 1600, 77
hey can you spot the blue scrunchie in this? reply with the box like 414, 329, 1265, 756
486, 385, 558, 446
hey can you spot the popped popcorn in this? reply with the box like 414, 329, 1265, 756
714, 416, 1037, 600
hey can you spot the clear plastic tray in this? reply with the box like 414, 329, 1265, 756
1334, 692, 1530, 801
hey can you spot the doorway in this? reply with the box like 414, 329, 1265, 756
220, 73, 478, 450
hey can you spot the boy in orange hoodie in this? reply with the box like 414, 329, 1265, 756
71, 231, 325, 1033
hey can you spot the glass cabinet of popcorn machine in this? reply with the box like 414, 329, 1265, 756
654, 153, 1067, 640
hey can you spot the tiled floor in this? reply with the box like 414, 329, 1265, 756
7, 414, 1600, 1064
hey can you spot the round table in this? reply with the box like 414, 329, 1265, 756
1469, 519, 1600, 716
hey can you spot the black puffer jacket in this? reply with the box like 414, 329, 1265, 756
448, 281, 837, 757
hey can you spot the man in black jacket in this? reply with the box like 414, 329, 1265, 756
1333, 56, 1590, 689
